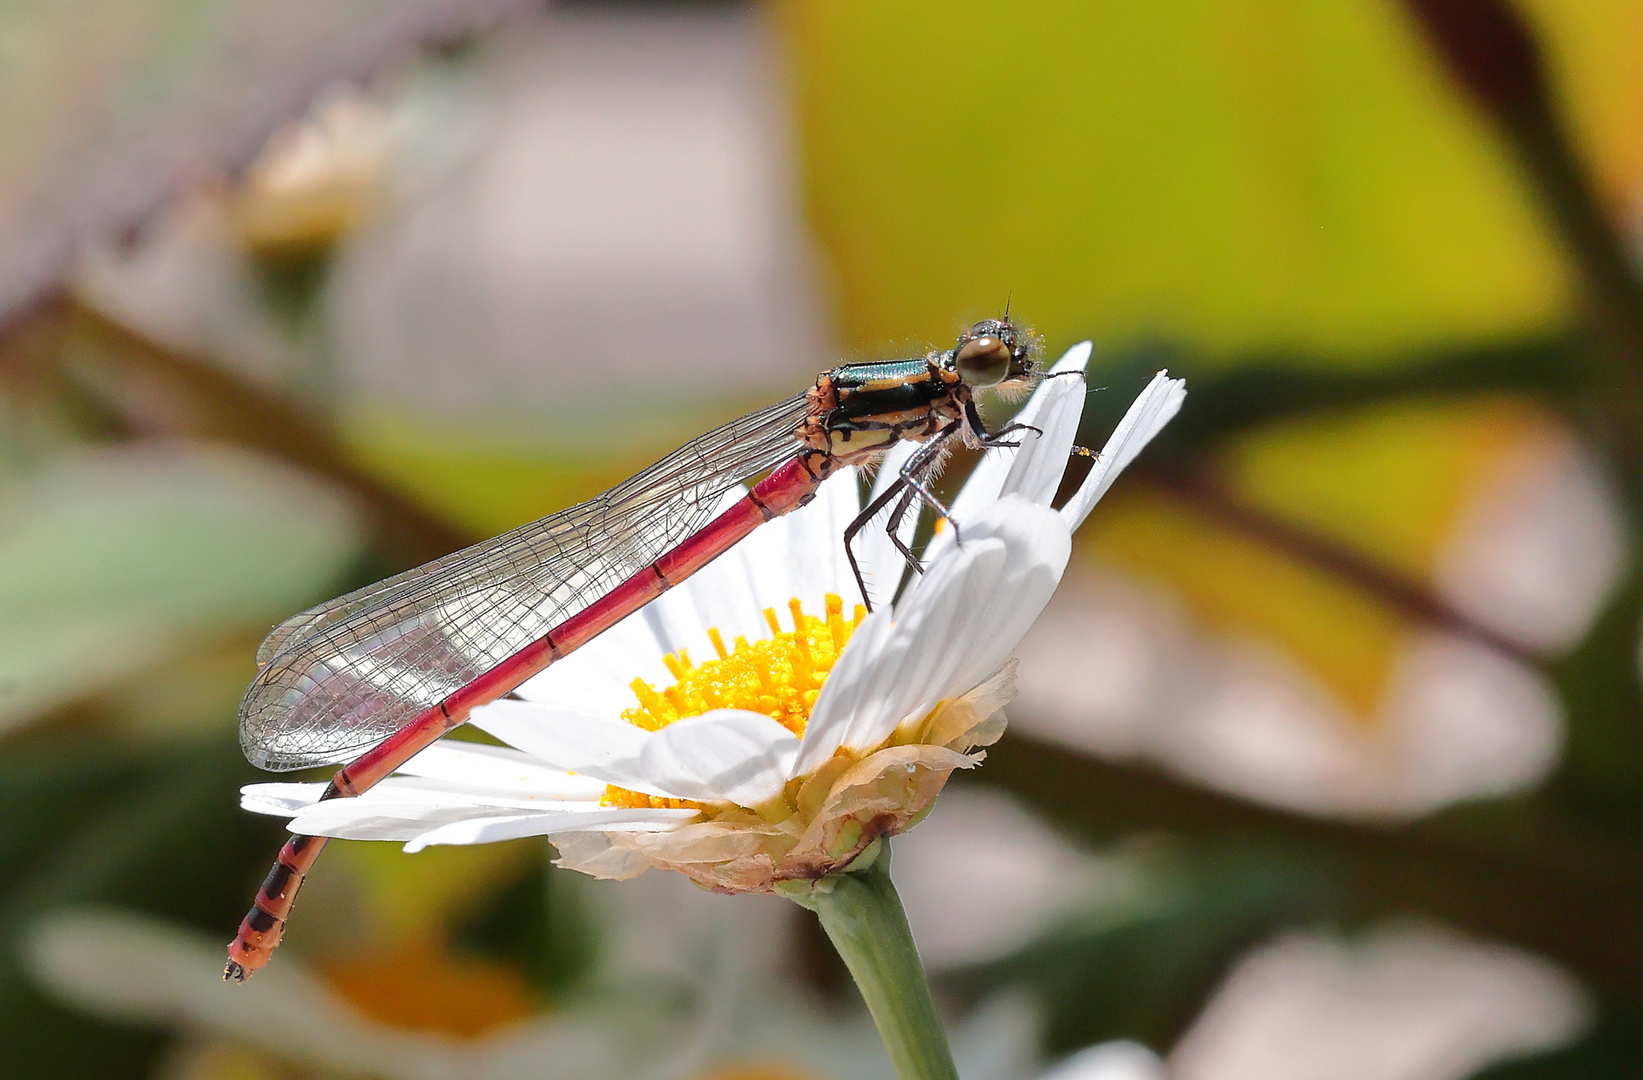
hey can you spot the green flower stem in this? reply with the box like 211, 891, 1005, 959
778, 840, 958, 1080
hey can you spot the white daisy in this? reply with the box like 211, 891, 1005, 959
241, 346, 1185, 892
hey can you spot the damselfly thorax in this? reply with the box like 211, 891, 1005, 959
798, 316, 1037, 467
226, 316, 1055, 982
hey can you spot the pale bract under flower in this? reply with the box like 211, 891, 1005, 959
242, 345, 1185, 891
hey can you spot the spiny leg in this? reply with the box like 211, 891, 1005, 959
884, 483, 923, 573
842, 423, 959, 608
892, 420, 964, 544
979, 419, 1043, 449
967, 364, 1084, 448
899, 457, 959, 546
844, 475, 909, 610
884, 416, 1072, 552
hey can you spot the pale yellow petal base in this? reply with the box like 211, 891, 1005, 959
552, 663, 1017, 891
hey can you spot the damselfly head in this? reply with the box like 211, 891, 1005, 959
953, 317, 1036, 391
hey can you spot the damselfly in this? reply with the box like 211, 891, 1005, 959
227, 317, 1064, 980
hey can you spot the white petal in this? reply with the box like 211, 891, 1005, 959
716, 467, 859, 623
397, 739, 605, 799
676, 534, 774, 652
792, 607, 897, 773
240, 782, 325, 817
636, 584, 716, 665
1048, 340, 1096, 379
937, 498, 1073, 695
998, 371, 1087, 507
639, 709, 799, 806
370, 774, 603, 808
289, 798, 528, 842
947, 341, 1093, 526
797, 496, 1071, 765
404, 807, 698, 852
514, 540, 753, 711
520, 470, 866, 716
840, 538, 1009, 754
513, 610, 670, 715
1061, 369, 1185, 530
708, 482, 749, 517
467, 698, 677, 797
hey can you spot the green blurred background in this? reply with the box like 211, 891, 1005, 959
2, 1, 1641, 1077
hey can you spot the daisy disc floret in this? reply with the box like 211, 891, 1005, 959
242, 347, 1185, 893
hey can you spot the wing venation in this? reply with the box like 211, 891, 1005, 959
239, 394, 812, 770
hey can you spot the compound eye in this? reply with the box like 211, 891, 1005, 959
955, 335, 1012, 388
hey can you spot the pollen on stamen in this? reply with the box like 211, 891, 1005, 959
827, 593, 846, 652
603, 592, 864, 808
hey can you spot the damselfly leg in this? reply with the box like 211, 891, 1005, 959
843, 421, 958, 608
840, 415, 1068, 608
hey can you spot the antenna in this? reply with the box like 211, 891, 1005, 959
1003, 290, 1013, 321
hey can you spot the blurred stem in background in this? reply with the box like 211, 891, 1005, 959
1142, 462, 1542, 666
0, 297, 469, 571
979, 734, 1643, 1003
1402, 0, 1643, 456
1368, 0, 1643, 820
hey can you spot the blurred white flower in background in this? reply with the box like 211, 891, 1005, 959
77, 4, 828, 446
891, 785, 1143, 972
1167, 922, 1589, 1080
878, 781, 1590, 1080
1436, 427, 1626, 654
1014, 421, 1624, 819
39, 902, 1578, 1080
335, 4, 829, 427
1039, 1041, 1167, 1080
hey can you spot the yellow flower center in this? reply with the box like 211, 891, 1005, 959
602, 593, 866, 809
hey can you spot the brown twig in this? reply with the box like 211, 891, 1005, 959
1401, 0, 1643, 467
1144, 461, 1544, 669
1, 297, 472, 569
980, 733, 1643, 1002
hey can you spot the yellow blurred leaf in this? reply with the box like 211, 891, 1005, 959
1086, 487, 1404, 717
1225, 395, 1549, 578
325, 836, 532, 949
1086, 397, 1554, 717
776, 0, 1643, 364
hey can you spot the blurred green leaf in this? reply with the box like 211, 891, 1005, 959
0, 735, 284, 1079
0, 441, 364, 731
453, 848, 597, 1003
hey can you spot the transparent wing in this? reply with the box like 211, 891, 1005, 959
240, 394, 812, 771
